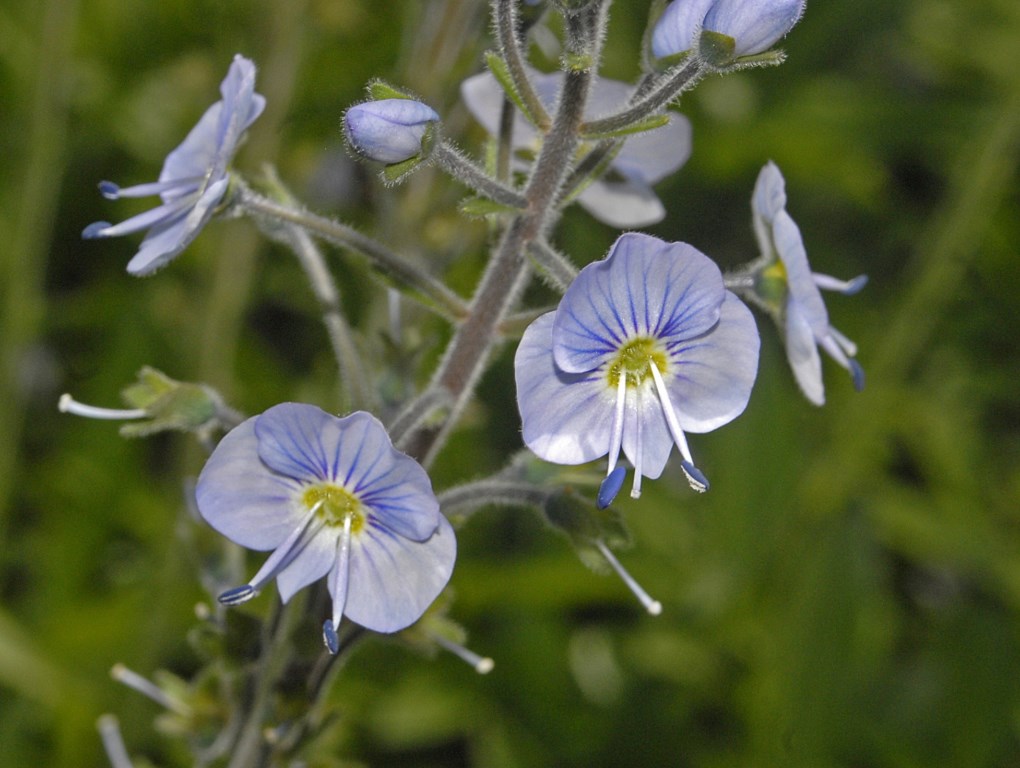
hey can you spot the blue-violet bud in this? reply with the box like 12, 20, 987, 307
343, 99, 439, 164
702, 0, 806, 58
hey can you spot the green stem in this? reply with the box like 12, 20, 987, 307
433, 141, 527, 208
580, 57, 703, 135
495, 0, 551, 130
255, 169, 373, 412
238, 187, 469, 321
407, 6, 605, 466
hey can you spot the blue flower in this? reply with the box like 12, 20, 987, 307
652, 0, 805, 60
750, 161, 866, 405
343, 98, 439, 164
82, 55, 265, 276
461, 71, 691, 228
195, 403, 455, 652
515, 233, 759, 502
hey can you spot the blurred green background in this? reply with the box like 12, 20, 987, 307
2, 0, 1019, 765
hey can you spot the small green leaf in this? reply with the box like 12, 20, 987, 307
484, 51, 534, 123
458, 196, 522, 217
367, 79, 414, 101
582, 113, 671, 140
380, 154, 425, 184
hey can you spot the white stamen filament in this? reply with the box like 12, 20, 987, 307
105, 176, 206, 199
97, 714, 135, 768
432, 633, 495, 674
631, 385, 643, 499
58, 394, 147, 420
812, 272, 867, 295
110, 664, 191, 716
329, 513, 354, 633
595, 540, 662, 615
243, 502, 324, 595
647, 363, 695, 466
606, 370, 627, 476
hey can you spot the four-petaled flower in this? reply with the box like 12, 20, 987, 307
461, 71, 691, 228
82, 54, 266, 275
196, 403, 455, 653
748, 161, 866, 405
515, 233, 760, 503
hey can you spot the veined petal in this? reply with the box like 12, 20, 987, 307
345, 514, 456, 633
651, 0, 715, 58
784, 299, 825, 405
553, 234, 726, 373
333, 413, 440, 542
195, 416, 306, 550
254, 402, 342, 482
255, 406, 439, 542
275, 528, 338, 602
516, 313, 616, 465
620, 386, 674, 480
773, 210, 828, 333
126, 177, 228, 276
159, 102, 224, 189
663, 291, 760, 431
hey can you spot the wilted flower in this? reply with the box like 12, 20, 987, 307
82, 54, 265, 275
343, 98, 439, 164
515, 233, 759, 502
461, 71, 691, 228
749, 161, 866, 405
652, 0, 805, 60
195, 403, 455, 653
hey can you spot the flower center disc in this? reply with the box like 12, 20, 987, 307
303, 484, 365, 531
607, 337, 668, 389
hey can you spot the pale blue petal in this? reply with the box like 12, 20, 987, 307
126, 177, 228, 275
621, 387, 675, 480
345, 514, 456, 633
195, 416, 305, 550
577, 179, 666, 228
254, 402, 340, 483
344, 99, 438, 164
553, 234, 725, 373
651, 0, 715, 58
332, 412, 440, 542
703, 0, 805, 57
516, 313, 616, 465
612, 113, 692, 186
159, 103, 223, 190
275, 530, 338, 603
663, 291, 760, 431
773, 209, 828, 333
254, 406, 439, 542
784, 298, 825, 405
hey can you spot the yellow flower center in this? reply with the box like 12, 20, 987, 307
302, 484, 365, 532
606, 337, 669, 389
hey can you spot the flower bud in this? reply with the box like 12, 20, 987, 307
651, 0, 714, 59
343, 98, 439, 164
702, 0, 805, 58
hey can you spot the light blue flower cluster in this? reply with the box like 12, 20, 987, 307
461, 71, 691, 227
83, 55, 265, 275
652, 0, 806, 60
196, 404, 455, 653
515, 233, 760, 504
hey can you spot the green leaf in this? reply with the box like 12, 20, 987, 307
582, 113, 671, 140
